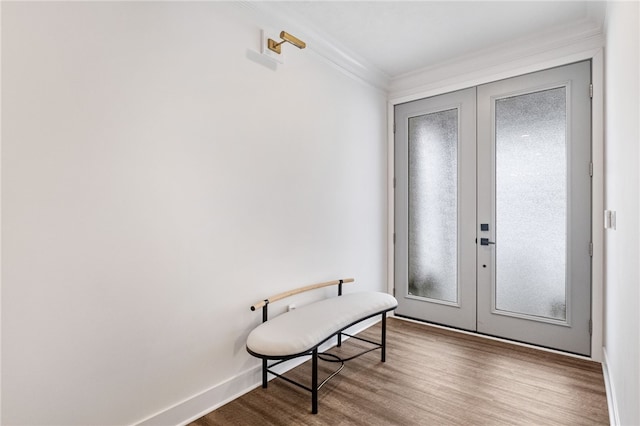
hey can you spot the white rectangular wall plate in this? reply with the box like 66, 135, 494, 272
261, 29, 284, 64
604, 210, 617, 230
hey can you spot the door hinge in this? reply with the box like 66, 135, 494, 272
589, 83, 593, 98
393, 287, 396, 297
393, 233, 396, 244
393, 177, 396, 189
589, 242, 593, 257
393, 122, 396, 134
589, 319, 593, 335
589, 162, 593, 177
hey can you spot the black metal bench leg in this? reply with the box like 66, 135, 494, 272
262, 359, 268, 388
312, 348, 318, 414
337, 332, 342, 347
381, 313, 387, 362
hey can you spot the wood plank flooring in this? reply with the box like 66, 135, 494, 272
191, 318, 608, 425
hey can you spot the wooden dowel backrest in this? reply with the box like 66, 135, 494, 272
250, 278, 354, 311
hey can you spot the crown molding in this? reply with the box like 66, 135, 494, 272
390, 17, 605, 101
234, 1, 606, 99
234, 1, 390, 92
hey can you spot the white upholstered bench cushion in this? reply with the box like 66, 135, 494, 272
246, 292, 397, 358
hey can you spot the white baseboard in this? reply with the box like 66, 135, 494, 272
134, 365, 261, 426
134, 317, 381, 426
602, 347, 620, 426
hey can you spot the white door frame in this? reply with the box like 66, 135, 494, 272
387, 48, 604, 361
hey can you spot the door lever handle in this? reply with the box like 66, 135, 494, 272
480, 238, 495, 246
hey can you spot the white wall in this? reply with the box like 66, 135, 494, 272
603, 1, 640, 425
0, 2, 388, 425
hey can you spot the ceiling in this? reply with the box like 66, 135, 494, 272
271, 1, 606, 79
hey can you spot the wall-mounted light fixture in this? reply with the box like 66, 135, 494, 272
267, 31, 306, 54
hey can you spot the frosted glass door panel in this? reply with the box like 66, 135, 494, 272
495, 88, 567, 320
397, 61, 591, 354
477, 60, 592, 355
395, 87, 476, 331
408, 109, 457, 303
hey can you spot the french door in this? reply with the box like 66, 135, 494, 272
394, 61, 592, 356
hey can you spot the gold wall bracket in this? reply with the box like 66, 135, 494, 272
267, 31, 306, 55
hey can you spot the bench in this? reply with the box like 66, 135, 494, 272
246, 278, 398, 414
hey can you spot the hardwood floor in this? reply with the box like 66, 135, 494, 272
191, 318, 609, 425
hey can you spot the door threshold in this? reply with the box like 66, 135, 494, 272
392, 314, 596, 362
